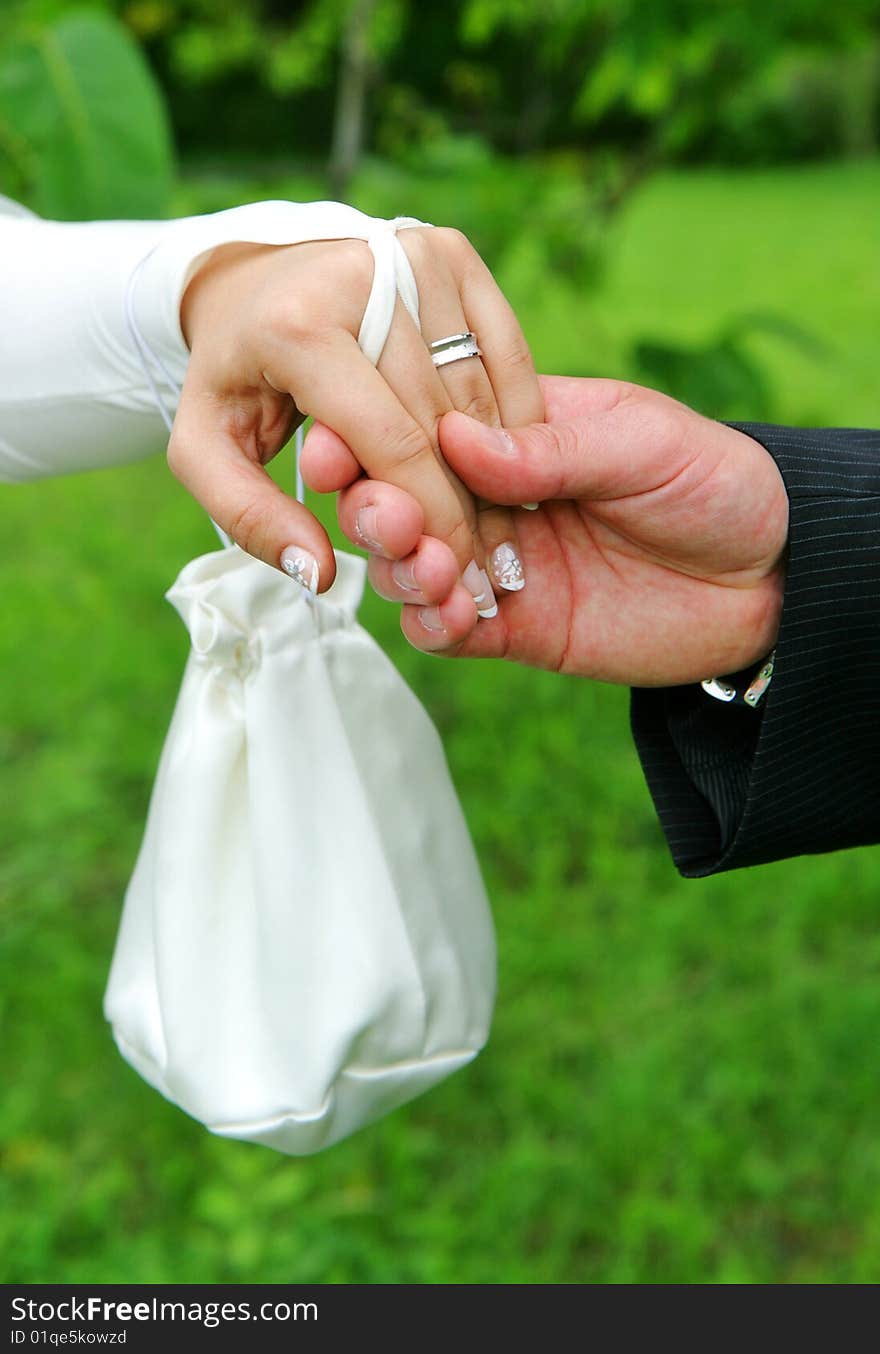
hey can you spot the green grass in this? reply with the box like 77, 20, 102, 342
573, 158, 880, 428
2, 158, 879, 1284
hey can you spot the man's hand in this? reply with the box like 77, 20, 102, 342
308, 376, 788, 685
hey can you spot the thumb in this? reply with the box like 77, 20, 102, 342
438, 399, 675, 506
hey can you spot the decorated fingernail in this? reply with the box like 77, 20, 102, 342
462, 561, 498, 619
391, 558, 420, 593
355, 505, 382, 551
418, 606, 446, 633
280, 546, 319, 593
521, 502, 539, 511
492, 541, 525, 592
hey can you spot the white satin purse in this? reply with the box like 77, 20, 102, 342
104, 206, 496, 1153
104, 545, 495, 1153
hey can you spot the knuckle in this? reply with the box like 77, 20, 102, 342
554, 419, 587, 481
332, 237, 373, 293
434, 226, 472, 263
385, 421, 434, 474
642, 395, 687, 463
226, 496, 273, 559
663, 398, 690, 451
266, 295, 318, 346
530, 420, 577, 499
266, 241, 372, 343
552, 419, 581, 462
436, 512, 472, 560
493, 337, 535, 382
524, 418, 564, 463
457, 384, 498, 426
607, 379, 641, 409
399, 226, 432, 269
166, 433, 190, 483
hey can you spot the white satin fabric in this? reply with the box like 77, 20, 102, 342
104, 548, 496, 1153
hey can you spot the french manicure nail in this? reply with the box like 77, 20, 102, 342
280, 545, 319, 593
356, 505, 382, 551
492, 541, 525, 592
463, 560, 487, 604
463, 561, 498, 619
418, 606, 446, 633
476, 568, 498, 618
392, 558, 419, 592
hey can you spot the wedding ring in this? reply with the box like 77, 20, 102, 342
429, 331, 482, 368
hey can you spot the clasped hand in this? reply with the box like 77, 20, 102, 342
172, 225, 542, 613
173, 225, 788, 687
305, 376, 789, 686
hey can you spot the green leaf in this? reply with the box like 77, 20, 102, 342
0, 9, 174, 220
725, 310, 830, 361
632, 334, 773, 419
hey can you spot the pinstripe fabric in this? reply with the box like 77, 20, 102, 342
630, 424, 880, 877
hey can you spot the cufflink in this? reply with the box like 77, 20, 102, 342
701, 649, 776, 709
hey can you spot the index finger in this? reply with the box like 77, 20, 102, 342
168, 390, 337, 590
265, 328, 481, 577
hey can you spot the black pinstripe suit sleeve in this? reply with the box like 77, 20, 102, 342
630, 424, 880, 877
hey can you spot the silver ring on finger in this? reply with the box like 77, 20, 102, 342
429, 331, 482, 368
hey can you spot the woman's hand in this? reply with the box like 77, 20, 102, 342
169, 226, 543, 601
306, 376, 788, 685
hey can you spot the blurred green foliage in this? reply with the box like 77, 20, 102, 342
2, 157, 879, 1283
1, 1, 873, 400
0, 6, 173, 216
632, 313, 829, 422
125, 0, 879, 167
3, 0, 878, 209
